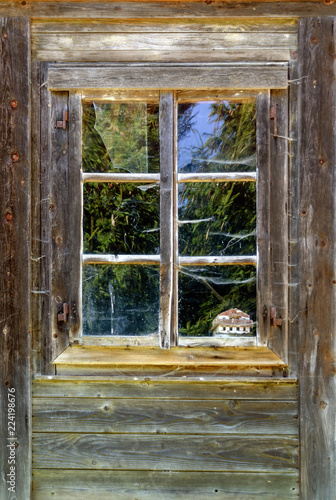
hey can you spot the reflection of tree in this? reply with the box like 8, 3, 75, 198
82, 100, 257, 337
82, 103, 160, 336
178, 102, 257, 337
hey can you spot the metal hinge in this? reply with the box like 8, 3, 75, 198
56, 109, 69, 130
58, 303, 70, 323
270, 106, 277, 137
270, 306, 282, 327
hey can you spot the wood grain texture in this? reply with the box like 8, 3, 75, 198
31, 19, 298, 34
68, 92, 82, 341
288, 54, 299, 375
297, 17, 336, 500
52, 345, 287, 366
0, 16, 31, 500
32, 397, 298, 434
159, 92, 174, 348
31, 30, 296, 62
47, 63, 289, 90
32, 469, 299, 499
32, 432, 298, 471
32, 377, 298, 400
256, 91, 271, 348
0, 1, 335, 19
268, 89, 289, 362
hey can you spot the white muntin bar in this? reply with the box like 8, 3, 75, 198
83, 254, 160, 265
82, 172, 160, 183
179, 255, 257, 266
178, 172, 257, 183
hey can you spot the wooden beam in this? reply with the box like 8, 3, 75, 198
297, 17, 336, 500
0, 17, 31, 500
0, 1, 336, 19
47, 62, 289, 91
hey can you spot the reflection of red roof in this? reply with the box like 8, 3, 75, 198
212, 309, 253, 328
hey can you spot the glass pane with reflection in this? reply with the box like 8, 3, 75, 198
178, 265, 256, 337
178, 101, 256, 174
82, 264, 160, 336
83, 183, 160, 255
178, 182, 256, 256
82, 101, 160, 173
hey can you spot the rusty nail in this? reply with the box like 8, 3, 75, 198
6, 212, 12, 221
312, 37, 318, 44
11, 153, 19, 162
321, 241, 326, 247
10, 100, 18, 109
3, 33, 7, 39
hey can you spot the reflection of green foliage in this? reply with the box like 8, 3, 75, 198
83, 265, 159, 336
82, 102, 159, 174
178, 101, 257, 337
83, 183, 159, 255
179, 266, 256, 337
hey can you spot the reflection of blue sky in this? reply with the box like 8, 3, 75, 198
178, 102, 219, 171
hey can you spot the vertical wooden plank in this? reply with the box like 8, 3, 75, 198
68, 91, 82, 342
269, 89, 289, 362
159, 92, 174, 348
288, 52, 299, 375
31, 60, 42, 375
256, 90, 271, 347
50, 90, 70, 352
0, 17, 31, 500
297, 17, 336, 499
40, 62, 54, 374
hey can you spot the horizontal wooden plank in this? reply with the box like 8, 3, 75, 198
31, 19, 298, 34
179, 256, 257, 266
81, 334, 257, 347
33, 48, 293, 63
82, 172, 160, 182
178, 172, 257, 182
32, 469, 299, 499
52, 346, 287, 367
82, 254, 160, 265
32, 397, 298, 434
47, 63, 289, 90
1, 2, 335, 19
32, 433, 298, 471
32, 377, 298, 400
32, 32, 297, 52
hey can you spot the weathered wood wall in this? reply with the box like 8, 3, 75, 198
296, 17, 336, 500
32, 377, 299, 499
0, 16, 31, 500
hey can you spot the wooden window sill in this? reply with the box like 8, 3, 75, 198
52, 345, 288, 378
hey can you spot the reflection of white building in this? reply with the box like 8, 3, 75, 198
211, 308, 253, 336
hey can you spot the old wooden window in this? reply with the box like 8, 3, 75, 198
43, 63, 288, 358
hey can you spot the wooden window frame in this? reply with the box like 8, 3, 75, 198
39, 62, 288, 367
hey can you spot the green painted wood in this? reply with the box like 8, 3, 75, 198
33, 433, 298, 471
0, 16, 31, 500
32, 377, 298, 400
32, 469, 299, 499
32, 397, 298, 435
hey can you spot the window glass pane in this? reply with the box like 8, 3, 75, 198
82, 102, 159, 173
82, 264, 159, 336
178, 182, 256, 256
83, 183, 160, 255
178, 101, 256, 173
178, 265, 256, 337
